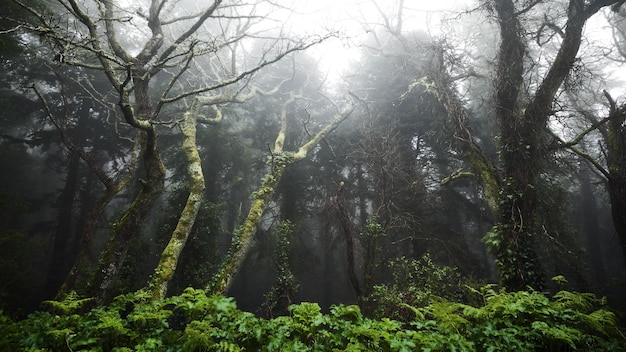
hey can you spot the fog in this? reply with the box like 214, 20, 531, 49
1, 0, 625, 327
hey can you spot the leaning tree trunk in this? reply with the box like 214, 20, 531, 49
57, 183, 127, 298
148, 112, 205, 300
88, 126, 165, 303
210, 94, 356, 295
54, 135, 139, 300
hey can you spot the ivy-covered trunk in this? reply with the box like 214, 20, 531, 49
489, 0, 543, 291
489, 0, 596, 290
149, 113, 205, 300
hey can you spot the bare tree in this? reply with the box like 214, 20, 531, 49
11, 0, 331, 303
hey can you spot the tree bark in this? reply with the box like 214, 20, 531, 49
148, 113, 205, 300
210, 94, 357, 295
88, 126, 165, 304
605, 99, 626, 266
44, 151, 80, 299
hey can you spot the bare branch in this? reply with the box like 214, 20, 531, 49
157, 36, 328, 106
549, 130, 610, 178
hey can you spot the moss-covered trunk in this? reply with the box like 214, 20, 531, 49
149, 113, 205, 300
55, 138, 138, 300
89, 78, 165, 304
56, 181, 128, 299
211, 157, 290, 295
210, 94, 356, 295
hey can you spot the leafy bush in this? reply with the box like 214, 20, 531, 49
364, 253, 463, 321
0, 286, 624, 351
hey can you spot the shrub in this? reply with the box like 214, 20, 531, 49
1, 285, 624, 351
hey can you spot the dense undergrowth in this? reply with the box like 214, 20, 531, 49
1, 284, 625, 351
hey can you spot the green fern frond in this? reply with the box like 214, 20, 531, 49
211, 340, 242, 352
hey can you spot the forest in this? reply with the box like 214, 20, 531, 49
1, 0, 626, 350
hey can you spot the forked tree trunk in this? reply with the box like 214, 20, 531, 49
430, 0, 617, 291
491, 0, 610, 290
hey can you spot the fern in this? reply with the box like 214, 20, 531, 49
42, 291, 93, 315
2, 286, 625, 351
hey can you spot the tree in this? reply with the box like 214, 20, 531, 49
11, 0, 332, 303
436, 0, 625, 290
362, 0, 623, 290
210, 91, 357, 295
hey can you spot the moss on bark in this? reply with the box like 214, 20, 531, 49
149, 114, 205, 301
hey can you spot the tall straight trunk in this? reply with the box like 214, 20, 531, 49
605, 99, 626, 267
332, 184, 362, 301
579, 164, 608, 287
148, 113, 205, 300
44, 151, 80, 298
491, 0, 544, 291
56, 178, 131, 299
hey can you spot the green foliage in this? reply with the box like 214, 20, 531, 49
364, 253, 463, 321
261, 220, 300, 318
1, 285, 625, 351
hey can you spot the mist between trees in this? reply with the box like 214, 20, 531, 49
0, 0, 625, 324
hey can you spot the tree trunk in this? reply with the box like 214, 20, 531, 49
56, 175, 131, 299
210, 94, 356, 295
148, 113, 205, 300
211, 157, 291, 295
44, 151, 80, 298
606, 102, 626, 266
488, 0, 604, 291
332, 183, 362, 301
579, 164, 608, 288
88, 127, 165, 303
54, 137, 138, 300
